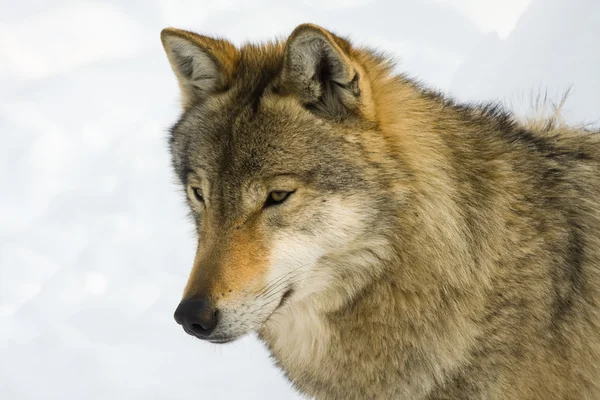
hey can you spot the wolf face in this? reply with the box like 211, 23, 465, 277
162, 25, 395, 343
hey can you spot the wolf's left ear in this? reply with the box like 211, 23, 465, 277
279, 24, 361, 119
161, 28, 238, 109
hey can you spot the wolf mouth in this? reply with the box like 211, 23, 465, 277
207, 336, 236, 344
204, 289, 295, 344
261, 287, 295, 328
276, 288, 294, 311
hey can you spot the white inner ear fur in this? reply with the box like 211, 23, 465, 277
163, 36, 220, 95
286, 32, 355, 100
293, 34, 350, 80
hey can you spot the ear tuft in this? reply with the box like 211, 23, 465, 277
160, 28, 237, 109
280, 24, 361, 119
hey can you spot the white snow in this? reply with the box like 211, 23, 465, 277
1, 0, 598, 399
432, 0, 534, 38
0, 2, 147, 81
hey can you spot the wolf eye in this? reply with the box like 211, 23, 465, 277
191, 187, 204, 203
264, 190, 293, 208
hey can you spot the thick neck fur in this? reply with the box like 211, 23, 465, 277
258, 47, 600, 399
258, 53, 492, 398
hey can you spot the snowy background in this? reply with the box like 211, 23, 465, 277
1, 0, 599, 399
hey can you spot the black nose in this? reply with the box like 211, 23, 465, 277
174, 299, 219, 339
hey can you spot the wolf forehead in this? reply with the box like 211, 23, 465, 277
168, 57, 366, 190
169, 100, 351, 187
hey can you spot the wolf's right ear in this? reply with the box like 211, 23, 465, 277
160, 28, 238, 109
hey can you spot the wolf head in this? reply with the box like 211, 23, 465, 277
162, 24, 397, 343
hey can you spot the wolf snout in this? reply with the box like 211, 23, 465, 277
174, 298, 219, 339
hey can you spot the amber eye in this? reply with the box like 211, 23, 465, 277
264, 190, 294, 208
191, 187, 204, 203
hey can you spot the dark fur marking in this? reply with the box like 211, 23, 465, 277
550, 218, 585, 330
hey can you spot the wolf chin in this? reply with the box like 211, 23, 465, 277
161, 24, 600, 399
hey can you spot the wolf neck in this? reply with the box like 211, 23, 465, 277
258, 63, 496, 398
258, 264, 484, 398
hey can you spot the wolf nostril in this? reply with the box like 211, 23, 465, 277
191, 323, 204, 332
174, 298, 219, 338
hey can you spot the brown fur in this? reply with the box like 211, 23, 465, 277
161, 24, 600, 399
184, 223, 271, 303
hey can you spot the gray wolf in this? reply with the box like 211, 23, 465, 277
160, 23, 600, 399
